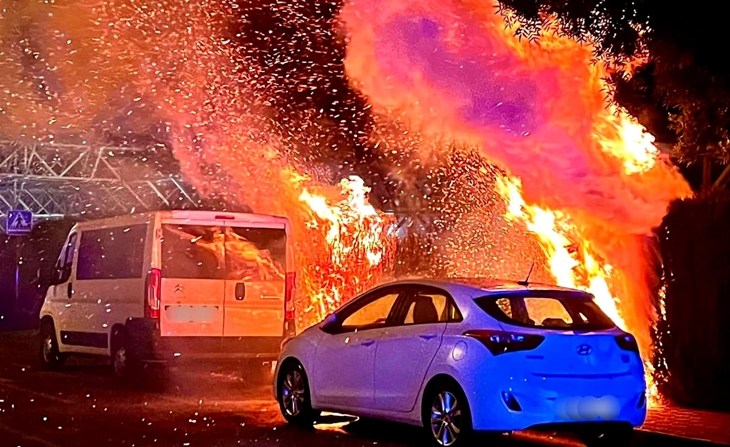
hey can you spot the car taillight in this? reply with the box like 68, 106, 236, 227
285, 272, 295, 321
145, 268, 161, 319
615, 333, 639, 352
464, 330, 544, 355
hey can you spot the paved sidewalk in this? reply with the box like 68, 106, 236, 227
641, 405, 730, 445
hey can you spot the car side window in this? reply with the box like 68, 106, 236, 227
403, 293, 449, 325
340, 290, 400, 332
396, 286, 462, 326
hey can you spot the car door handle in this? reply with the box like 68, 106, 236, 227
235, 282, 245, 301
67, 282, 73, 299
361, 340, 375, 347
419, 335, 437, 340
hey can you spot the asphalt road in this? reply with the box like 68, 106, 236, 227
0, 331, 697, 447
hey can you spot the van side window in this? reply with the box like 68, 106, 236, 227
77, 225, 147, 280
55, 233, 78, 284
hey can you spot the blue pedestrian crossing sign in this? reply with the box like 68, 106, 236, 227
5, 210, 33, 236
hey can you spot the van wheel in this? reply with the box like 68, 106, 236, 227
39, 320, 65, 371
277, 361, 319, 425
242, 360, 275, 384
423, 379, 473, 447
111, 328, 139, 382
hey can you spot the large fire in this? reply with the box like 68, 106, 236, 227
340, 0, 692, 403
295, 174, 397, 325
0, 0, 694, 405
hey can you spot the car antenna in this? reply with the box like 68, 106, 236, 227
517, 262, 535, 286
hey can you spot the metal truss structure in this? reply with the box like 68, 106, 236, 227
0, 140, 445, 235
0, 141, 201, 223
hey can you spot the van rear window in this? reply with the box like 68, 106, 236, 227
161, 225, 286, 280
474, 293, 616, 331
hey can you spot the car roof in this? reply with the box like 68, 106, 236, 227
376, 277, 592, 298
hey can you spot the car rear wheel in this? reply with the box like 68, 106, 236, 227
39, 320, 65, 371
277, 361, 319, 425
423, 380, 473, 447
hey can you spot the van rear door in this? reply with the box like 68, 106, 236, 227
159, 224, 226, 337
222, 225, 287, 337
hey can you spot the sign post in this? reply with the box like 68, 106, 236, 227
5, 210, 33, 307
5, 210, 33, 236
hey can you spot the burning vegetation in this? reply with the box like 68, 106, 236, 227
0, 0, 693, 404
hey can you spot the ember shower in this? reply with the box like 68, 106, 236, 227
1, 0, 691, 393
341, 0, 692, 369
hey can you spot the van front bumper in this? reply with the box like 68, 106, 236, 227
124, 318, 282, 364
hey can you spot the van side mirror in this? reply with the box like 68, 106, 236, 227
320, 313, 340, 334
37, 268, 55, 286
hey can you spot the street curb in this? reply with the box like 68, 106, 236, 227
635, 429, 730, 447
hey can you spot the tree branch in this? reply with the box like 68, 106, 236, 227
714, 164, 730, 189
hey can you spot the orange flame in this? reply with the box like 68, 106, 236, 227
496, 175, 623, 327
0, 0, 688, 405
293, 173, 397, 326
340, 0, 692, 405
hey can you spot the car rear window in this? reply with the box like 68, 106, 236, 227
474, 293, 616, 331
161, 224, 286, 280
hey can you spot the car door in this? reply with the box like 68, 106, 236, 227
312, 286, 405, 409
373, 286, 456, 412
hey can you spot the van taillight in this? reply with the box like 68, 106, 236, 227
145, 268, 162, 319
285, 272, 295, 321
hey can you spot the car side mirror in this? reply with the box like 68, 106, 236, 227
320, 313, 340, 334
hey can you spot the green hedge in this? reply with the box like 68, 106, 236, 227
657, 190, 730, 410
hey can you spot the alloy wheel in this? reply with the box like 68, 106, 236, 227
430, 391, 462, 446
281, 370, 306, 417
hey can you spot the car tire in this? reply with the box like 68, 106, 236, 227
110, 328, 140, 383
578, 424, 634, 447
277, 360, 320, 425
39, 320, 65, 371
423, 379, 473, 447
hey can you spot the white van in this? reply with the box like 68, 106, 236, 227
38, 211, 296, 379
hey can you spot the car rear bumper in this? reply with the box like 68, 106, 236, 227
466, 370, 647, 431
124, 318, 282, 364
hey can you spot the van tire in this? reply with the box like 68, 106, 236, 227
110, 327, 140, 383
39, 319, 65, 371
